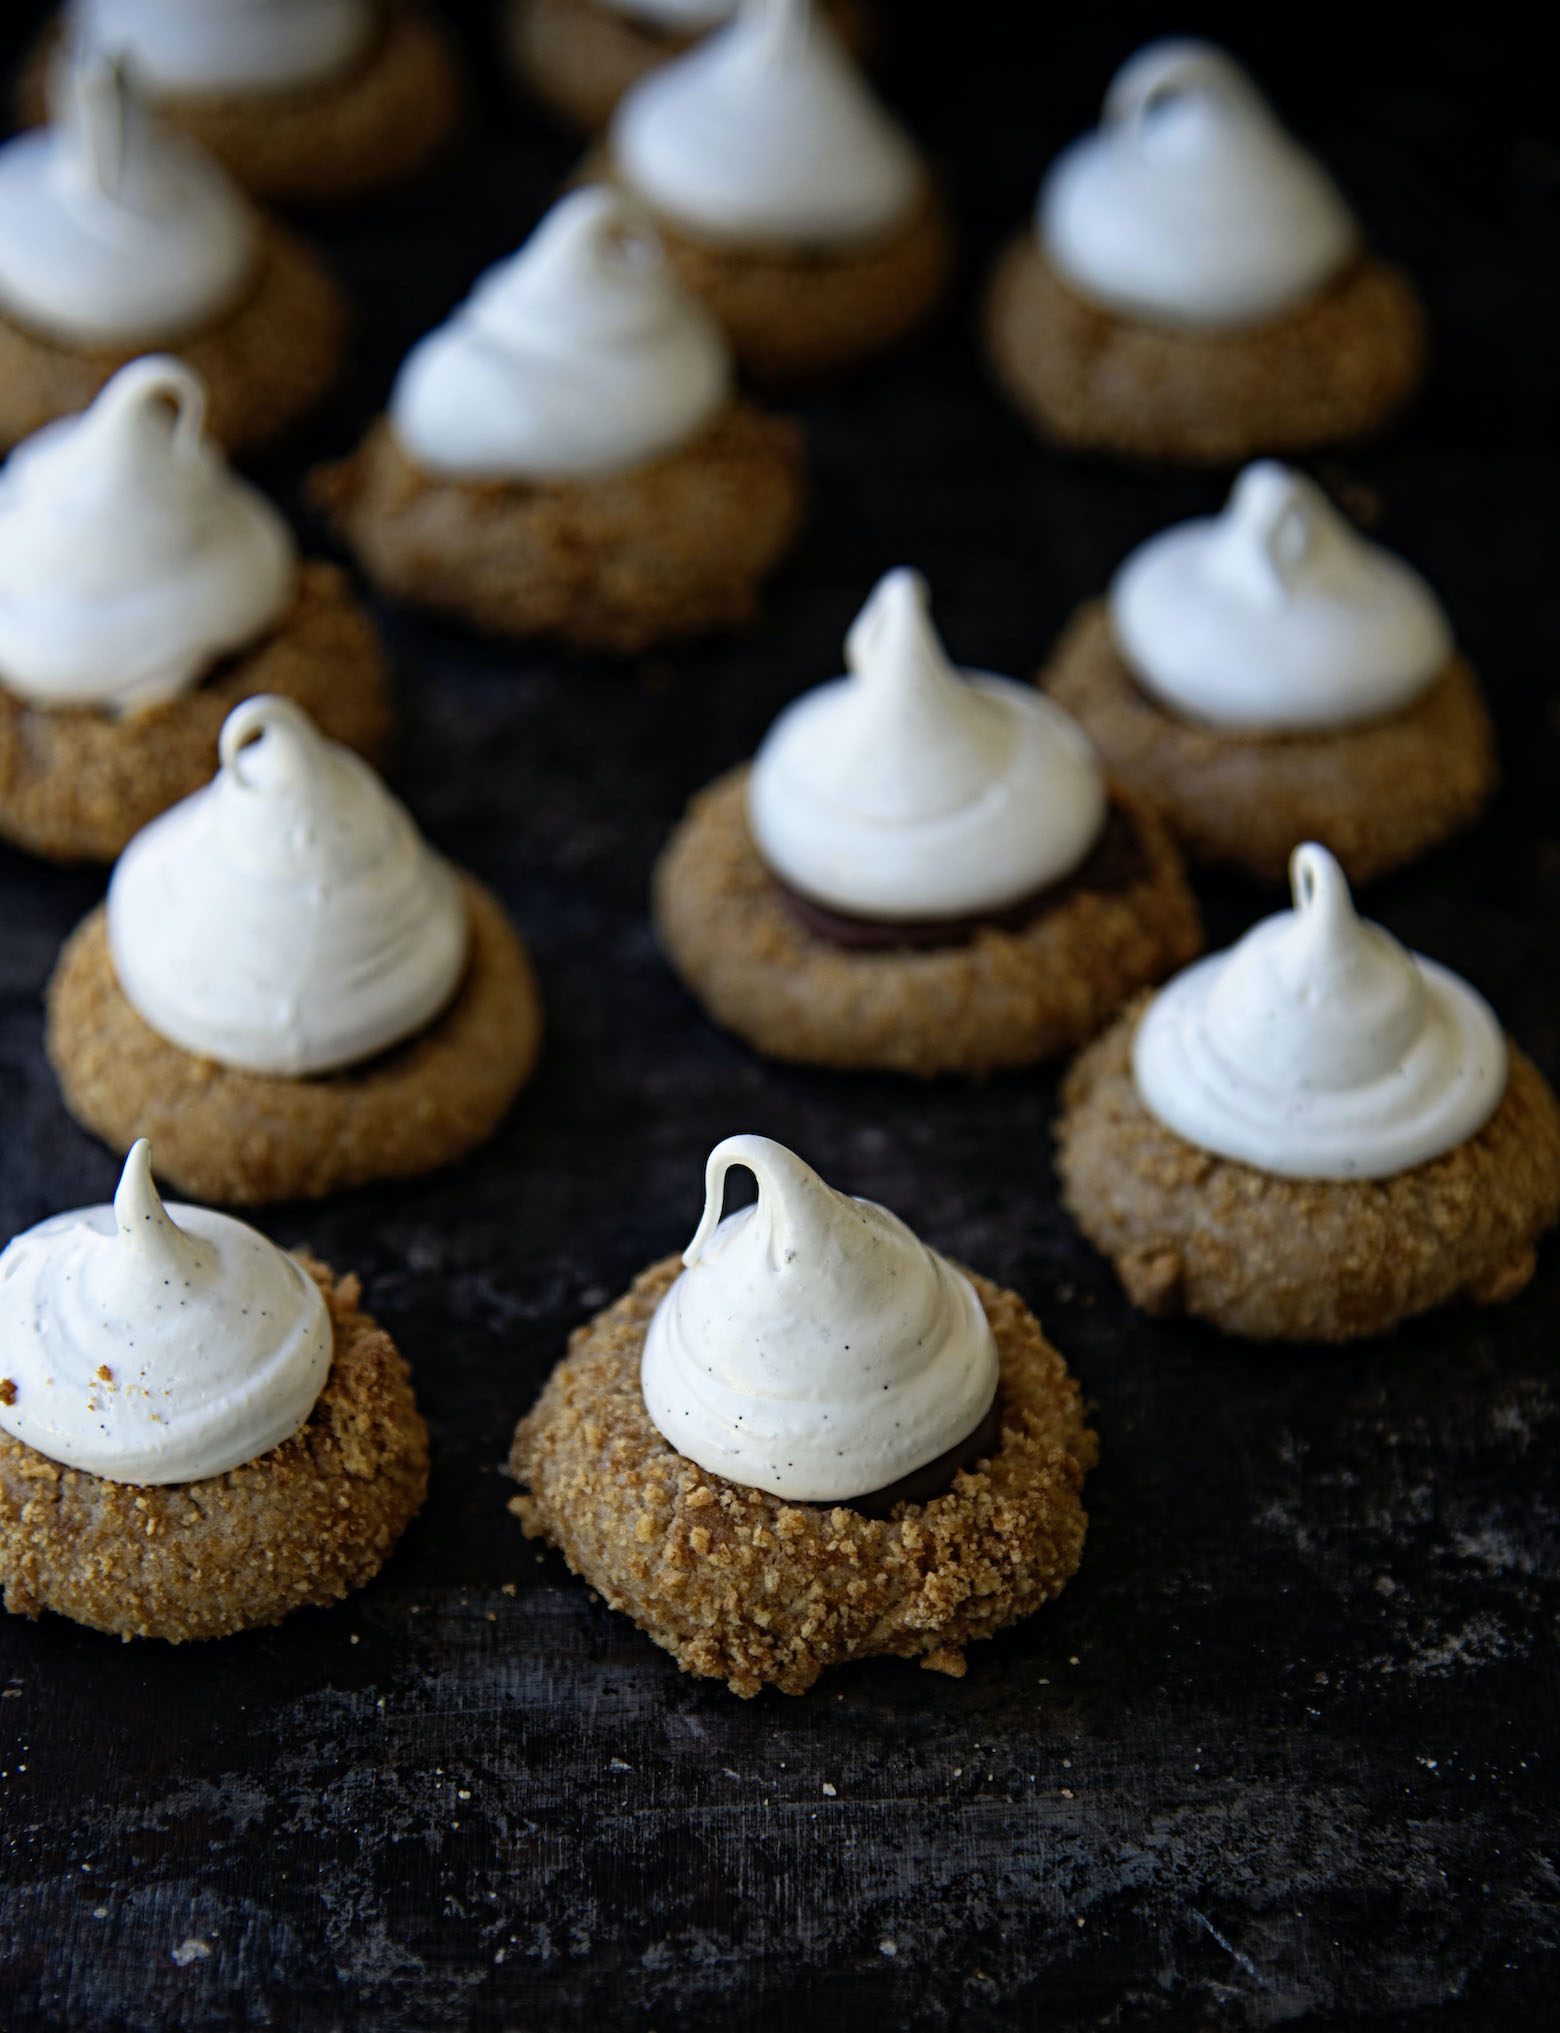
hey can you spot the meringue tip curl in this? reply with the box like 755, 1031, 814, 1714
683, 1132, 823, 1268
217, 691, 324, 786
112, 1138, 211, 1274
88, 352, 209, 454
844, 566, 956, 699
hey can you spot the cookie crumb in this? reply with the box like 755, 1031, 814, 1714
0, 1381, 15, 1407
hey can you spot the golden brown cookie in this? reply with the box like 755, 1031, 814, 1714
652, 767, 1202, 1076
311, 403, 805, 652
0, 219, 347, 456
634, 184, 955, 383
0, 1259, 428, 1642
46, 876, 544, 1205
1040, 601, 1498, 885
509, 1256, 1096, 1696
1056, 996, 1560, 1342
17, 4, 462, 206
0, 563, 394, 866
983, 236, 1427, 466
508, 0, 879, 133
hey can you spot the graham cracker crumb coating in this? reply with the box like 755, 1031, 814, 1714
0, 1259, 428, 1642
652, 767, 1202, 1075
639, 188, 955, 383
984, 237, 1427, 465
0, 219, 347, 456
508, 0, 878, 134
1041, 602, 1498, 885
18, 4, 462, 205
1056, 997, 1560, 1342
46, 876, 544, 1206
311, 404, 805, 652
0, 562, 394, 865
509, 1257, 1097, 1696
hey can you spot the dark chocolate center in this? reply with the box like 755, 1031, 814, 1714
829, 1391, 1005, 1520
773, 802, 1146, 952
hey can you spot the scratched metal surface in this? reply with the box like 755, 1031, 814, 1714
2, 5, 1560, 2028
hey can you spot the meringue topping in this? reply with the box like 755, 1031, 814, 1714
0, 54, 258, 348
107, 696, 470, 1078
610, 0, 924, 247
0, 1140, 331, 1485
390, 185, 732, 482
641, 1135, 1000, 1503
66, 0, 375, 95
0, 356, 296, 715
1133, 844, 1507, 1180
1110, 464, 1454, 733
1040, 39, 1359, 330
749, 567, 1106, 921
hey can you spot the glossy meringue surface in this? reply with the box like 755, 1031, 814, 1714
1110, 463, 1453, 733
1133, 845, 1508, 1180
108, 696, 470, 1078
610, 0, 922, 247
641, 1135, 1000, 1504
0, 54, 257, 347
0, 1141, 331, 1485
0, 356, 295, 714
749, 567, 1106, 921
66, 0, 376, 94
1040, 39, 1358, 330
390, 185, 732, 482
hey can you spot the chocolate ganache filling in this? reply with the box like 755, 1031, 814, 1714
774, 800, 1146, 952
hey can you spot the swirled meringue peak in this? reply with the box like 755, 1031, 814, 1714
610, 0, 923, 247
641, 1135, 1000, 1503
390, 186, 731, 483
1110, 463, 1453, 733
0, 54, 257, 347
1133, 844, 1507, 1181
66, 0, 375, 95
1040, 40, 1359, 330
749, 567, 1106, 921
0, 1140, 331, 1485
107, 696, 470, 1077
0, 357, 295, 714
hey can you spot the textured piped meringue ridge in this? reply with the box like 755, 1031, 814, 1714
1106, 465, 1448, 735
66, 0, 375, 94
1133, 844, 1507, 1181
748, 567, 1106, 920
0, 356, 296, 714
598, 0, 735, 27
1040, 39, 1358, 330
389, 186, 732, 482
0, 1140, 331, 1485
610, 0, 923, 247
1109, 464, 1454, 734
0, 54, 257, 347
641, 1135, 1000, 1503
107, 695, 470, 1078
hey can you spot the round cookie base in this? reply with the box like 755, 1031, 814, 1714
983, 237, 1427, 466
17, 3, 462, 206
0, 563, 394, 865
652, 767, 1203, 1076
311, 403, 805, 652
508, 0, 879, 132
509, 1257, 1096, 1696
1040, 602, 1498, 885
0, 220, 348, 456
636, 187, 955, 383
46, 876, 544, 1206
0, 1259, 428, 1642
1056, 998, 1560, 1343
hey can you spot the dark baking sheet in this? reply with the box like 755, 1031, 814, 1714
3, 5, 1560, 2027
